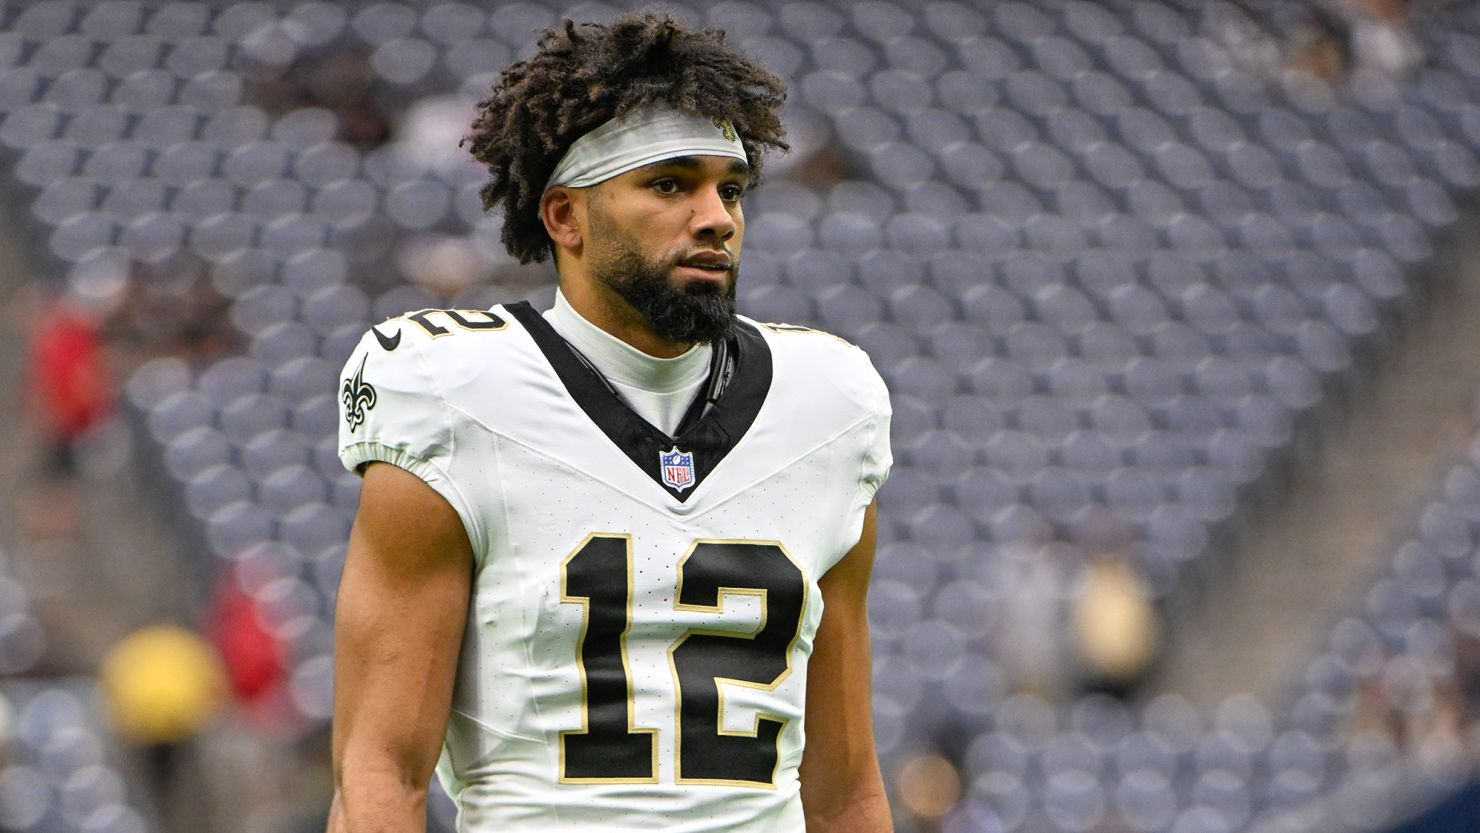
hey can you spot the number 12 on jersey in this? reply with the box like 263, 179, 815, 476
559, 534, 807, 788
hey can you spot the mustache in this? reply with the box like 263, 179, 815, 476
672, 254, 739, 286
672, 248, 736, 264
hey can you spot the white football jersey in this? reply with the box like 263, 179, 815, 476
337, 302, 891, 832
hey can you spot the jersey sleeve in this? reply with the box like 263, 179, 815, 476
336, 330, 483, 551
857, 352, 893, 501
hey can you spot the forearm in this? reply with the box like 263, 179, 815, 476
327, 464, 473, 833
804, 781, 893, 833
327, 766, 428, 833
802, 502, 890, 832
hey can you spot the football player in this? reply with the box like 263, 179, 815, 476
327, 12, 893, 832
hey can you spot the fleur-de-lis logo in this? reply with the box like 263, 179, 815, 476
712, 117, 738, 143
341, 354, 377, 432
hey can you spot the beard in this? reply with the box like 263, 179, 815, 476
588, 214, 738, 345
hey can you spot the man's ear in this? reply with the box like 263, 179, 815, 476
540, 187, 583, 256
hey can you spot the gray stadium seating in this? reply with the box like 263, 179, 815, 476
3, 0, 1480, 830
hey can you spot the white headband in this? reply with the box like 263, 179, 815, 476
544, 106, 747, 192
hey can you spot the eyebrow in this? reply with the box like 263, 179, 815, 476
639, 156, 751, 179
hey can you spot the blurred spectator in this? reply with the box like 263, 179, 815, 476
895, 752, 962, 828
398, 94, 481, 176
111, 258, 238, 360
101, 624, 225, 744
0, 690, 14, 755
1070, 545, 1161, 699
1349, 666, 1407, 745
1286, 6, 1354, 82
205, 571, 289, 723
1444, 610, 1480, 759
315, 49, 394, 149
397, 234, 487, 299
25, 293, 114, 478
1414, 676, 1470, 769
100, 624, 226, 832
1203, 3, 1284, 78
251, 47, 391, 149
1285, 0, 1424, 83
1345, 0, 1423, 76
991, 526, 1073, 698
1453, 624, 1480, 724
1257, 0, 1425, 86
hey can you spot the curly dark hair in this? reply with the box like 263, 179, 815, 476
461, 11, 789, 264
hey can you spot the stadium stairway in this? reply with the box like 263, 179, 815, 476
1152, 217, 1480, 711
0, 158, 274, 833
0, 187, 193, 675
0, 170, 175, 830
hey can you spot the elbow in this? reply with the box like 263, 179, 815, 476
331, 756, 432, 828
336, 757, 431, 796
803, 785, 893, 833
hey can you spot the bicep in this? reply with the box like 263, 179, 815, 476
332, 461, 475, 789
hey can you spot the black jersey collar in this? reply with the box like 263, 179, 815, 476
505, 301, 772, 503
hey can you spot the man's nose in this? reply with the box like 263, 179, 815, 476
691, 191, 737, 241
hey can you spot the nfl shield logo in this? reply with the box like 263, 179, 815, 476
660, 446, 696, 493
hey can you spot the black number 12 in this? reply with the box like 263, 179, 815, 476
559, 535, 807, 788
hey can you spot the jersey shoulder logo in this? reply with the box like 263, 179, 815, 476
659, 446, 696, 493
371, 324, 401, 351
341, 354, 378, 431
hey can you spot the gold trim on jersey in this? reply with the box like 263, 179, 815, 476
668, 538, 809, 790
758, 321, 855, 347
557, 532, 660, 785
385, 307, 510, 338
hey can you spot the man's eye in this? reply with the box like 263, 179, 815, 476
720, 185, 744, 201
652, 179, 679, 193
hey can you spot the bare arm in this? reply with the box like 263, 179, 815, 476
326, 463, 474, 833
799, 501, 893, 833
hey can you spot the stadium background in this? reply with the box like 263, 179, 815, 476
0, 0, 1478, 831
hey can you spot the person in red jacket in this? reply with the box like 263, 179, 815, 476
27, 295, 114, 476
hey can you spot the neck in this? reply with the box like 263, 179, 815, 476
557, 274, 693, 359
544, 289, 711, 393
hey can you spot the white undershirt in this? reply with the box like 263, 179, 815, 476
543, 289, 712, 436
